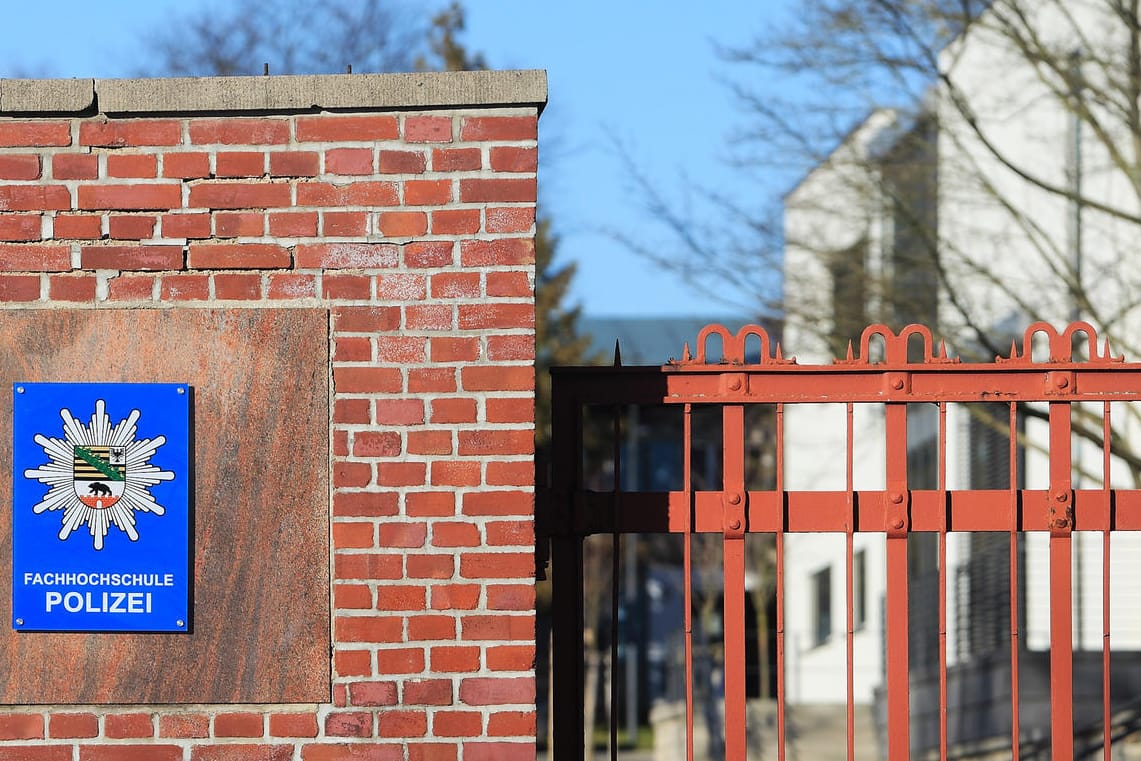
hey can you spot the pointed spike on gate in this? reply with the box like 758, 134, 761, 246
1009, 339, 1019, 359
845, 340, 855, 362
938, 339, 948, 359
1103, 337, 1112, 360
682, 342, 692, 362
774, 343, 784, 361
613, 339, 622, 367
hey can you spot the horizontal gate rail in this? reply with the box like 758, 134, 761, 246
541, 321, 1141, 761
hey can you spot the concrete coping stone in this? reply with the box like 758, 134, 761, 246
0, 69, 547, 116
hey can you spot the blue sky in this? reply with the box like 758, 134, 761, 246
0, 0, 788, 318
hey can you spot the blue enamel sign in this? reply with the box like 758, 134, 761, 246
12, 383, 190, 632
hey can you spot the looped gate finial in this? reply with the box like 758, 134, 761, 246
833, 324, 958, 366
672, 324, 794, 366
997, 321, 1124, 365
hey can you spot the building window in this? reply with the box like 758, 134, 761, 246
811, 566, 832, 647
853, 550, 866, 631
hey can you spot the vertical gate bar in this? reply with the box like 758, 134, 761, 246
884, 402, 910, 760
1009, 402, 1021, 761
610, 404, 622, 761
550, 384, 585, 761
846, 403, 855, 761
776, 403, 787, 761
1102, 402, 1111, 760
683, 405, 694, 761
1049, 400, 1075, 761
938, 402, 948, 761
722, 403, 747, 761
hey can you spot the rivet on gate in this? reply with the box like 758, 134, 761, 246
1057, 491, 1069, 502
890, 491, 904, 504
729, 493, 742, 505
1056, 375, 1069, 388
892, 378, 905, 390
729, 518, 742, 531
892, 519, 905, 530
729, 378, 742, 391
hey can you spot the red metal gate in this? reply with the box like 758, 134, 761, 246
539, 320, 1141, 760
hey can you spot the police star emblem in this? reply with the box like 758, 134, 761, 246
24, 400, 175, 550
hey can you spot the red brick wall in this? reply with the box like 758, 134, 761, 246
0, 74, 540, 760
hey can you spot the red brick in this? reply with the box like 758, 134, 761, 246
487, 521, 534, 547
334, 649, 373, 677
0, 121, 70, 147
463, 612, 533, 643
213, 211, 265, 237
486, 206, 535, 233
430, 645, 481, 672
378, 211, 427, 237
402, 241, 453, 268
405, 115, 453, 143
460, 552, 534, 579
433, 711, 482, 737
429, 460, 479, 487
334, 335, 372, 362
191, 745, 292, 761
326, 147, 374, 175
269, 210, 318, 237
80, 119, 180, 147
374, 585, 425, 611
430, 208, 479, 235
0, 748, 68, 761
104, 712, 153, 738
80, 245, 182, 271
376, 462, 428, 488
162, 152, 210, 179
0, 716, 43, 743
296, 115, 399, 142
0, 154, 41, 180
487, 273, 533, 299
0, 214, 41, 242
296, 242, 398, 269
78, 183, 180, 210
377, 710, 427, 738
269, 151, 320, 177
335, 398, 371, 424
405, 491, 455, 517
432, 148, 481, 171
347, 681, 398, 707
404, 179, 452, 206
351, 430, 399, 457
0, 185, 69, 211
267, 272, 317, 299
487, 644, 537, 672
488, 336, 534, 362
405, 304, 455, 331
333, 305, 400, 332
378, 522, 427, 548
374, 647, 425, 675
486, 398, 533, 423
324, 711, 373, 737
433, 522, 480, 548
215, 151, 265, 177
0, 275, 41, 301
462, 491, 532, 516
334, 582, 373, 609
459, 676, 535, 706
407, 430, 451, 455
323, 275, 373, 298
54, 213, 102, 239
378, 150, 426, 174
333, 460, 372, 488
334, 367, 403, 394
334, 491, 399, 518
460, 305, 534, 330
430, 398, 478, 423
0, 243, 69, 271
462, 742, 536, 761
460, 178, 536, 203
490, 146, 538, 172
335, 554, 402, 581
107, 215, 156, 239
214, 711, 264, 737
214, 273, 263, 299
487, 461, 533, 486
407, 614, 456, 641
461, 238, 535, 266
162, 212, 211, 238
107, 274, 156, 301
333, 522, 374, 549
188, 182, 290, 210
374, 398, 425, 426
49, 274, 97, 301
407, 554, 454, 579
189, 118, 289, 145
158, 713, 209, 738
107, 153, 158, 178
188, 242, 289, 269
79, 747, 182, 761
458, 430, 534, 456
404, 679, 453, 705
408, 745, 457, 761
48, 712, 98, 739
53, 153, 98, 180
296, 181, 398, 207
161, 273, 210, 300
461, 116, 537, 141
301, 743, 402, 761
462, 365, 533, 391
430, 336, 480, 362
324, 211, 368, 236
